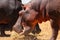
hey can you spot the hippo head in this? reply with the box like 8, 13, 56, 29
13, 7, 39, 35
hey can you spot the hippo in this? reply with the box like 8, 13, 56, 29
13, 0, 60, 40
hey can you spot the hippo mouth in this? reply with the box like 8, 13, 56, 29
13, 16, 23, 33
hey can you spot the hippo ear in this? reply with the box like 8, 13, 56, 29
19, 10, 25, 16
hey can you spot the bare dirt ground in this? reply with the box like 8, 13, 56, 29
0, 21, 60, 40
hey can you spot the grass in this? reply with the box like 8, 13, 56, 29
0, 21, 60, 40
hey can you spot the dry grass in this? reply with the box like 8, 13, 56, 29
0, 21, 60, 40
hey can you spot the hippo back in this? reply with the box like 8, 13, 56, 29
0, 0, 22, 24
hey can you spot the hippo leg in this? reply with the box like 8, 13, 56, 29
1, 27, 6, 35
50, 19, 59, 40
0, 24, 10, 37
32, 23, 41, 34
0, 24, 6, 36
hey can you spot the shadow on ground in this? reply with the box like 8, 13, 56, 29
0, 34, 10, 37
